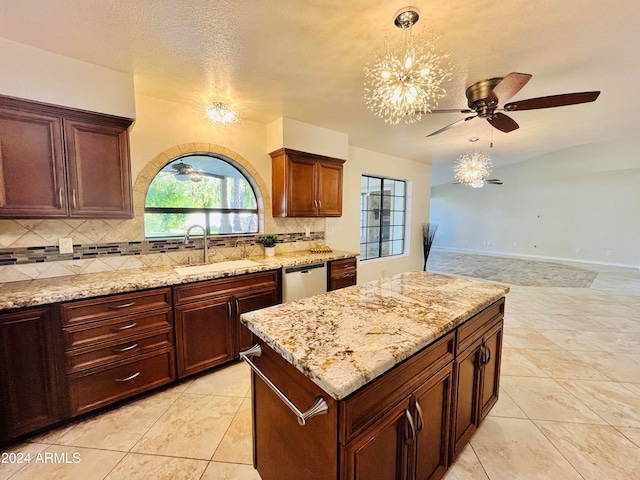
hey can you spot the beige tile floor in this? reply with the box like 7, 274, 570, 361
2, 253, 640, 479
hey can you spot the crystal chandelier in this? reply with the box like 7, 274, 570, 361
205, 98, 242, 126
364, 7, 451, 124
453, 150, 493, 188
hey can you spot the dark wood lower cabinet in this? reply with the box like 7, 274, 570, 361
451, 318, 503, 459
251, 298, 505, 480
175, 295, 234, 378
0, 307, 64, 442
173, 270, 280, 379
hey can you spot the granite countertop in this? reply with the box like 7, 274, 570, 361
240, 271, 509, 400
0, 250, 358, 311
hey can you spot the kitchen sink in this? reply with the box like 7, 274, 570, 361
174, 259, 261, 276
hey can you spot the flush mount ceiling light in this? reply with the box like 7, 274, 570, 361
453, 150, 493, 188
364, 6, 451, 125
204, 98, 242, 127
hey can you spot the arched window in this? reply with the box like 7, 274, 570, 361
144, 154, 259, 238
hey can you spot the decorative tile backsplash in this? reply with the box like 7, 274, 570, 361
0, 230, 325, 283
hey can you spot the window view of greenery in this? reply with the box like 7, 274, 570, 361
360, 175, 406, 260
144, 155, 259, 238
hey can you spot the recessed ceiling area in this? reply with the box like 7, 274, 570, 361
0, 0, 637, 184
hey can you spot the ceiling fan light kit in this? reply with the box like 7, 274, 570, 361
364, 6, 452, 124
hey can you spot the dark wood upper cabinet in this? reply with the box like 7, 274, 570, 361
0, 94, 133, 219
270, 148, 345, 217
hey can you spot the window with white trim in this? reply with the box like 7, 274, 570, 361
360, 175, 406, 260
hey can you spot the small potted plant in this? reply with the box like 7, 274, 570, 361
258, 235, 279, 257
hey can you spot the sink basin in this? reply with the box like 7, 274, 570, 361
174, 259, 261, 276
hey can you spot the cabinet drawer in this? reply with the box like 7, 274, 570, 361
329, 257, 357, 275
456, 298, 505, 354
329, 273, 357, 291
68, 348, 175, 416
340, 331, 455, 445
173, 270, 279, 305
65, 327, 174, 374
64, 309, 173, 350
61, 288, 172, 326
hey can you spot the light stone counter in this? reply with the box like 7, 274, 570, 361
240, 271, 509, 400
0, 250, 357, 311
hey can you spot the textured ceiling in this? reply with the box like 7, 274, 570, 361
0, 0, 637, 184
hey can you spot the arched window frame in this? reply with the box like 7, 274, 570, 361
144, 152, 261, 239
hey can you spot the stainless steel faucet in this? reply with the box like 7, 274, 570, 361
235, 239, 248, 258
184, 225, 214, 263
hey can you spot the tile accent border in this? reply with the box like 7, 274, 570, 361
0, 232, 325, 266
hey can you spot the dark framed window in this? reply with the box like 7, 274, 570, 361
144, 154, 259, 238
360, 175, 406, 260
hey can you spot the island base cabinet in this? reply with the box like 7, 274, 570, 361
451, 318, 503, 459
251, 339, 339, 480
341, 399, 411, 480
342, 363, 452, 480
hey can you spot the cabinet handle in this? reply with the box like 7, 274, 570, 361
109, 301, 137, 310
405, 409, 416, 443
317, 199, 322, 210
234, 297, 240, 316
112, 343, 139, 353
227, 301, 232, 318
72, 189, 77, 209
415, 400, 424, 434
58, 188, 64, 208
484, 346, 491, 365
115, 371, 140, 382
112, 322, 137, 331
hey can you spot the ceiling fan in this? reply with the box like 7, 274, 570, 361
170, 161, 219, 182
425, 73, 600, 137
454, 178, 503, 187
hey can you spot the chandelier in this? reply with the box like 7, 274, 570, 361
364, 7, 451, 124
453, 150, 493, 188
205, 98, 242, 126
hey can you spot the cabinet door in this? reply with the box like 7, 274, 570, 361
479, 321, 503, 421
64, 119, 132, 218
174, 296, 234, 378
413, 364, 453, 480
286, 155, 317, 216
342, 398, 412, 480
234, 286, 279, 355
0, 108, 66, 217
316, 160, 343, 217
0, 307, 64, 441
451, 338, 482, 459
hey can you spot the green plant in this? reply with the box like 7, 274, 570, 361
258, 235, 279, 248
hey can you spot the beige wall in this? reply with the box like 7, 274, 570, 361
0, 38, 135, 118
328, 146, 432, 283
431, 138, 640, 268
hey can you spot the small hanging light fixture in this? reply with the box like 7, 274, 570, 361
453, 150, 493, 188
204, 98, 242, 126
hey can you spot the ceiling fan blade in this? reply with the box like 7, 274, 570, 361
485, 72, 532, 105
426, 108, 474, 114
486, 179, 503, 184
426, 115, 477, 137
504, 91, 600, 111
487, 113, 519, 133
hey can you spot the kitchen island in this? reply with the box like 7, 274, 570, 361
240, 271, 509, 480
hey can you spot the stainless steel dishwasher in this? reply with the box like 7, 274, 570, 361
282, 262, 327, 303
